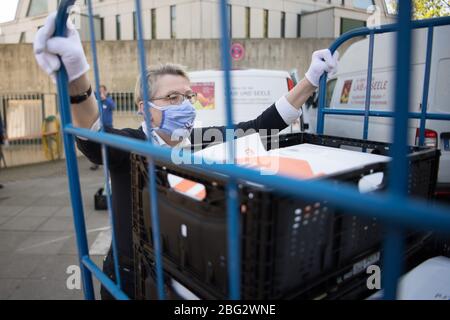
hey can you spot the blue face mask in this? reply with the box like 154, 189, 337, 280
149, 99, 196, 141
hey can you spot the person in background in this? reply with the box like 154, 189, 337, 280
99, 85, 115, 129
90, 84, 116, 170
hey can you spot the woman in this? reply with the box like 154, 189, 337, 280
34, 13, 338, 299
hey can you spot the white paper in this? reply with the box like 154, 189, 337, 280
194, 132, 268, 163
195, 133, 391, 180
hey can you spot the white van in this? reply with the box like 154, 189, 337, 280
188, 69, 299, 133
303, 24, 450, 195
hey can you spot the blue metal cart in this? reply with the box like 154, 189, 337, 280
54, 0, 450, 300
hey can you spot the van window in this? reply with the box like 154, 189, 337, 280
434, 58, 450, 114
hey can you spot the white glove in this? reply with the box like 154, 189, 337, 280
33, 12, 89, 83
305, 49, 339, 87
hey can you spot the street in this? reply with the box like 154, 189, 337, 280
0, 157, 109, 299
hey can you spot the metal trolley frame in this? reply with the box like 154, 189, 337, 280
54, 0, 450, 300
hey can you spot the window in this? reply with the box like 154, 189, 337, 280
151, 9, 156, 39
133, 11, 137, 40
100, 17, 104, 40
341, 0, 345, 5
385, 0, 397, 14
263, 9, 268, 38
170, 5, 176, 39
297, 14, 301, 38
227, 4, 232, 38
116, 15, 121, 40
27, 0, 48, 17
281, 12, 285, 38
19, 32, 26, 43
245, 7, 250, 38
352, 0, 374, 10
340, 18, 366, 34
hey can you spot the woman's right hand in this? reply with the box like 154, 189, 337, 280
305, 49, 338, 87
33, 12, 90, 83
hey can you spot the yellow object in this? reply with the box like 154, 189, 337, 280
41, 115, 62, 160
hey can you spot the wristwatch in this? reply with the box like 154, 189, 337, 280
70, 85, 92, 104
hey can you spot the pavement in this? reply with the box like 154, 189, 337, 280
0, 157, 110, 300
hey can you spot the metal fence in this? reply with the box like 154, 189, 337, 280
0, 93, 46, 145
0, 93, 60, 167
108, 92, 136, 113
55, 0, 450, 301
0, 93, 57, 146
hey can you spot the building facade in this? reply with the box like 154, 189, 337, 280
0, 0, 394, 43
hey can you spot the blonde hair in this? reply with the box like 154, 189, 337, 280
134, 63, 190, 106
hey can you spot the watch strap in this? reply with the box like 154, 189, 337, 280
70, 85, 92, 104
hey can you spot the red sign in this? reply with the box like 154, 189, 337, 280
230, 43, 245, 61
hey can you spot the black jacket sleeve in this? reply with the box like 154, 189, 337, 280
76, 126, 146, 169
77, 103, 287, 162
190, 103, 288, 146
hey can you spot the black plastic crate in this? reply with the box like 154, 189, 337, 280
134, 232, 435, 300
131, 132, 440, 299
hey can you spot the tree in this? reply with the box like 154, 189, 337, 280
413, 0, 450, 19
386, 0, 450, 19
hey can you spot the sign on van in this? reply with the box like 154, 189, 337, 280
191, 82, 215, 110
231, 85, 273, 106
332, 73, 393, 110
